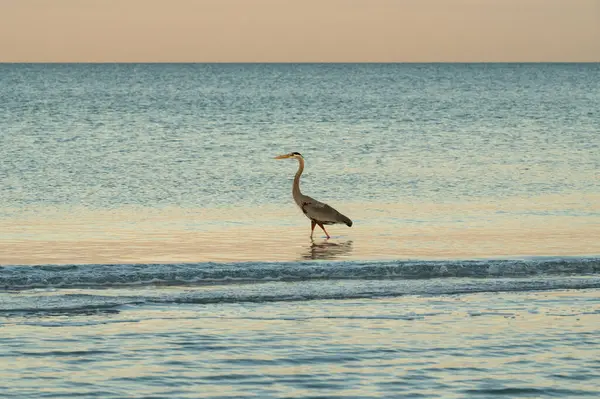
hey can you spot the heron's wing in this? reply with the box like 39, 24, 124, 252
301, 197, 351, 225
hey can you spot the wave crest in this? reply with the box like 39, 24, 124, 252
1, 257, 599, 291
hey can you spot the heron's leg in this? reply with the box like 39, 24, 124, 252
317, 222, 331, 239
310, 220, 316, 237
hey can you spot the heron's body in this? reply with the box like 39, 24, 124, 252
275, 152, 352, 239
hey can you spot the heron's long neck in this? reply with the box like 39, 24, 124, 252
293, 158, 304, 200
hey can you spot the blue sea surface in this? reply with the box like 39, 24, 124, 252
1, 63, 599, 398
1, 63, 598, 208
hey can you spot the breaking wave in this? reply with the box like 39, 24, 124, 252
1, 257, 599, 291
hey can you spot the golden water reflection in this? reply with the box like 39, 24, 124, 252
302, 240, 353, 261
1, 194, 599, 265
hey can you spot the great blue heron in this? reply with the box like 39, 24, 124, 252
275, 152, 352, 239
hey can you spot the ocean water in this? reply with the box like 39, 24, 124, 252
1, 63, 599, 398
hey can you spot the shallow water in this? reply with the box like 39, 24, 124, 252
1, 196, 599, 265
1, 284, 600, 398
1, 63, 600, 397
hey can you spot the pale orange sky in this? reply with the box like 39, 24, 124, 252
1, 0, 598, 62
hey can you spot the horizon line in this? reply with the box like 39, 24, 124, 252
2, 61, 600, 65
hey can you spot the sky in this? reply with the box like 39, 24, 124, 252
0, 0, 598, 62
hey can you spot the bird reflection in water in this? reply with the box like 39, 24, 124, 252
301, 240, 353, 260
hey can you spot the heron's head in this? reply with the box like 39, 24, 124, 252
274, 152, 303, 160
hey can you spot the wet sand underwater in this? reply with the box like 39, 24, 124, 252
2, 194, 599, 265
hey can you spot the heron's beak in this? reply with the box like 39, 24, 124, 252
274, 154, 291, 159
